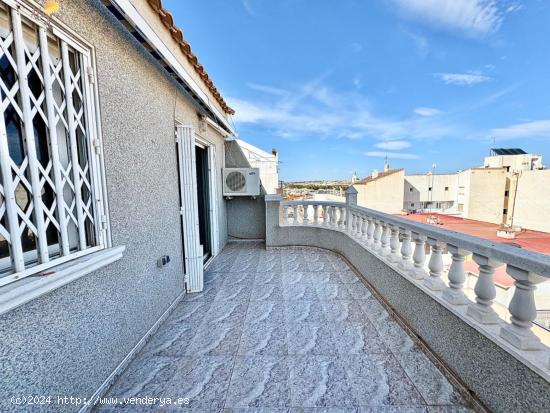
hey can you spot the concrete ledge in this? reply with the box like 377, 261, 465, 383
267, 222, 550, 413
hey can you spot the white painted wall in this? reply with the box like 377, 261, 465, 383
236, 139, 279, 194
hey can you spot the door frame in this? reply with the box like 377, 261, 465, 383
194, 133, 220, 259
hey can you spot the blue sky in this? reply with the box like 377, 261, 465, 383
164, 0, 550, 181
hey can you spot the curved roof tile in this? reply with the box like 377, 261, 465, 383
147, 0, 235, 115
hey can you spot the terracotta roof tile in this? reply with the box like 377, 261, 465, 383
147, 0, 235, 115
354, 169, 404, 185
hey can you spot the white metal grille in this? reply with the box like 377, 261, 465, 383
0, 2, 106, 286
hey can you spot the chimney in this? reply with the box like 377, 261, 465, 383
371, 169, 379, 179
271, 148, 278, 156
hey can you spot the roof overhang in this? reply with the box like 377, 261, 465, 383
103, 0, 235, 135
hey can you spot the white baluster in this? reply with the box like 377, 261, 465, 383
283, 205, 289, 224
293, 205, 298, 225
380, 223, 390, 257
373, 220, 382, 251
339, 207, 346, 230
399, 228, 413, 270
424, 238, 446, 291
466, 254, 500, 324
442, 245, 470, 305
366, 217, 375, 247
500, 266, 545, 350
361, 216, 369, 242
331, 206, 338, 228
388, 225, 401, 263
411, 233, 428, 280
350, 211, 356, 234
313, 204, 319, 225
323, 205, 330, 226
303, 204, 309, 225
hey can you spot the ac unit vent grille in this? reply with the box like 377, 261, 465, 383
226, 171, 246, 192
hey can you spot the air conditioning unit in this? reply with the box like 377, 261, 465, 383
222, 168, 260, 196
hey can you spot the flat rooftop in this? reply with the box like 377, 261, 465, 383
403, 213, 550, 256
402, 213, 550, 288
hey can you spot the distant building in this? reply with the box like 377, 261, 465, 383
354, 148, 550, 233
236, 139, 279, 194
484, 148, 543, 172
352, 167, 405, 214
457, 168, 508, 225
404, 173, 458, 212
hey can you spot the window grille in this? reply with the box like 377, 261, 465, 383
0, 1, 107, 286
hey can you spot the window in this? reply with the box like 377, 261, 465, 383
428, 187, 432, 191
0, 2, 107, 287
504, 190, 509, 197
444, 186, 449, 191
409, 187, 413, 192
503, 209, 508, 215
410, 203, 414, 207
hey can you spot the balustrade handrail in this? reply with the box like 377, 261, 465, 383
281, 200, 344, 208
348, 204, 550, 278
280, 199, 550, 278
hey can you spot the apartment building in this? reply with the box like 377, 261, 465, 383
352, 166, 405, 214
404, 173, 458, 212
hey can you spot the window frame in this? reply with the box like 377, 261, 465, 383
0, 0, 110, 287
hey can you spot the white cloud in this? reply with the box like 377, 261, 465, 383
247, 83, 289, 96
435, 71, 491, 86
365, 151, 420, 160
414, 107, 442, 116
391, 0, 515, 37
230, 79, 456, 141
491, 120, 550, 140
241, 0, 254, 15
374, 140, 412, 150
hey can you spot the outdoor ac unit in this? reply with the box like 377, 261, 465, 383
222, 168, 260, 196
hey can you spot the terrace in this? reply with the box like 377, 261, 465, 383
98, 242, 473, 411
95, 190, 550, 412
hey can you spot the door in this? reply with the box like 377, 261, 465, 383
175, 125, 203, 292
195, 145, 212, 262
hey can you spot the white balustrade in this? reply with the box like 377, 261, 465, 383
373, 220, 382, 251
388, 225, 401, 263
424, 238, 446, 291
361, 215, 369, 242
313, 205, 319, 225
442, 245, 470, 305
338, 206, 346, 230
500, 266, 546, 350
411, 232, 428, 280
380, 222, 390, 256
366, 217, 375, 247
276, 198, 550, 365
466, 254, 500, 324
399, 228, 413, 270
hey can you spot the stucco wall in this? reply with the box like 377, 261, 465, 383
355, 170, 405, 214
225, 141, 266, 239
466, 169, 507, 225
404, 174, 458, 206
510, 169, 550, 233
0, 1, 226, 411
265, 198, 550, 413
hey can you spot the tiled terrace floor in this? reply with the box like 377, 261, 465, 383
99, 242, 473, 412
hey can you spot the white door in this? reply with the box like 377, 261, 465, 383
175, 125, 203, 292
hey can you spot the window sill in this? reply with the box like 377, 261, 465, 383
0, 246, 125, 316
